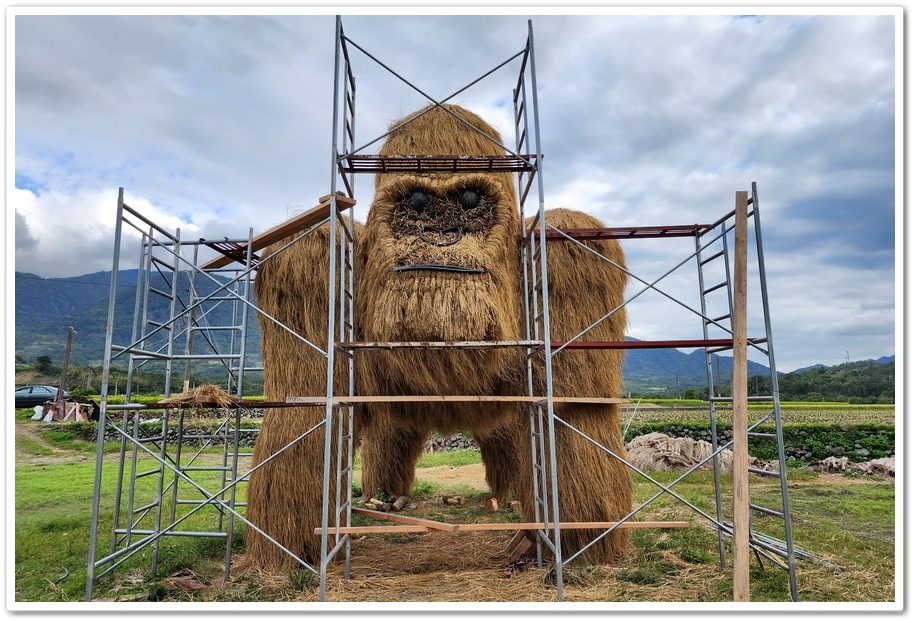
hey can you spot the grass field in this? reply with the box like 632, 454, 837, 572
11, 406, 899, 608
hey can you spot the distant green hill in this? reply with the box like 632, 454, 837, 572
14, 270, 259, 365
14, 271, 894, 402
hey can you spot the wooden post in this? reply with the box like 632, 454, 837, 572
732, 191, 750, 601
56, 327, 75, 402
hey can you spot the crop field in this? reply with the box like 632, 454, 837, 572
622, 402, 895, 427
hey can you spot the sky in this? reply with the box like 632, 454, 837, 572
7, 5, 901, 374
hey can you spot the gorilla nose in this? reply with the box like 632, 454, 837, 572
419, 226, 464, 247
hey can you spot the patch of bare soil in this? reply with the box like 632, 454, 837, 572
412, 463, 488, 489
15, 420, 96, 466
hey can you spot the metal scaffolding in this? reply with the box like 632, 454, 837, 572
85, 16, 797, 603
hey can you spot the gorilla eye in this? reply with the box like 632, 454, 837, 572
409, 190, 428, 212
458, 189, 480, 210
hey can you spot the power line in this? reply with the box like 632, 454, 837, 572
15, 274, 136, 289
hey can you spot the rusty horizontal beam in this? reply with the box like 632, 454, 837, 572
536, 224, 711, 241
338, 154, 539, 174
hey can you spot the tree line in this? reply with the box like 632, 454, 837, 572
642, 359, 894, 404
17, 354, 893, 405
750, 360, 894, 403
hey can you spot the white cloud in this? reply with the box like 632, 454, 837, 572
9, 10, 899, 371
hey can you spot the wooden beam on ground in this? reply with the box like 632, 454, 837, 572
352, 507, 458, 532
286, 395, 629, 405
505, 530, 536, 562
732, 190, 750, 602
199, 192, 356, 270
313, 521, 690, 535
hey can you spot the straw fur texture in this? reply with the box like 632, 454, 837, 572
243, 104, 632, 570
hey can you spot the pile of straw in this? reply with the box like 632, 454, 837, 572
626, 432, 735, 472
159, 384, 237, 408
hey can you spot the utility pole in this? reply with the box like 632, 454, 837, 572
56, 327, 75, 401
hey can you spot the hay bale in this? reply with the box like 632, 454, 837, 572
810, 455, 853, 474
811, 456, 895, 477
860, 457, 895, 477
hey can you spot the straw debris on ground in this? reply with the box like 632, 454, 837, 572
159, 384, 237, 408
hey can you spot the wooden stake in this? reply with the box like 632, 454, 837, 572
732, 190, 750, 602
507, 535, 536, 562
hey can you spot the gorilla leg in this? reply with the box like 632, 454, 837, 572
359, 410, 428, 500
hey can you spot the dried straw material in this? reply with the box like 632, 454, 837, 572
355, 104, 524, 501
509, 207, 633, 564
626, 432, 736, 472
160, 384, 236, 408
239, 219, 361, 572
246, 104, 633, 571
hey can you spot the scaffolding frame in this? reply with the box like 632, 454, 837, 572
85, 16, 797, 603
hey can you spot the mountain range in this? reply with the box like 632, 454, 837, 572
13, 270, 892, 394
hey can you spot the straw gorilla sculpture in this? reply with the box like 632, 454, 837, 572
242, 104, 632, 571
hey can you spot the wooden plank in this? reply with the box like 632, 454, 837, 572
506, 534, 536, 562
352, 507, 458, 532
504, 529, 528, 553
341, 338, 766, 350
459, 521, 689, 531
199, 192, 356, 269
313, 521, 690, 535
340, 340, 543, 350
732, 190, 750, 602
286, 395, 628, 405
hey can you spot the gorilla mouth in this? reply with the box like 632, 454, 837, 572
391, 264, 488, 275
